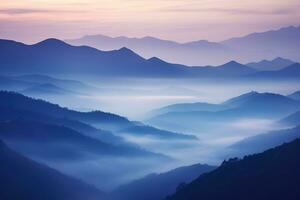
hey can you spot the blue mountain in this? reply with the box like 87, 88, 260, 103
167, 139, 300, 200
279, 111, 300, 127
0, 139, 105, 200
0, 38, 257, 78
149, 102, 226, 117
148, 91, 300, 133
246, 57, 294, 71
0, 120, 162, 160
0, 91, 132, 130
248, 63, 300, 79
66, 26, 300, 65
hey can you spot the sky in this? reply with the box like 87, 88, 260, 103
0, 0, 300, 43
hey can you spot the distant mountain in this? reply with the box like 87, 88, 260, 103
67, 26, 300, 65
248, 63, 300, 79
210, 61, 256, 76
279, 111, 300, 127
246, 57, 294, 71
0, 120, 158, 160
0, 139, 105, 200
0, 106, 126, 145
14, 74, 97, 92
167, 139, 300, 200
0, 38, 259, 78
288, 90, 300, 101
147, 91, 300, 133
117, 125, 197, 140
0, 91, 132, 131
0, 75, 35, 91
222, 26, 300, 63
150, 102, 226, 117
0, 38, 191, 77
228, 126, 300, 157
66, 35, 230, 66
111, 164, 216, 200
22, 83, 74, 95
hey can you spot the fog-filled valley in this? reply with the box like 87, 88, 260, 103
1, 24, 300, 200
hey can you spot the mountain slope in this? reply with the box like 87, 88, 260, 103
148, 91, 300, 133
0, 38, 189, 77
111, 164, 216, 200
246, 57, 294, 71
0, 139, 105, 200
0, 91, 132, 130
0, 105, 127, 144
0, 120, 158, 160
150, 102, 226, 117
248, 63, 300, 79
167, 139, 300, 200
279, 111, 300, 127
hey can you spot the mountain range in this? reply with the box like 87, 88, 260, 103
1, 38, 299, 79
246, 57, 294, 71
0, 91, 191, 190
66, 26, 300, 65
147, 91, 300, 133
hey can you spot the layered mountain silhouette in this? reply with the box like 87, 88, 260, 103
66, 35, 230, 65
0, 91, 178, 190
0, 120, 159, 160
1, 37, 299, 79
167, 139, 300, 200
0, 38, 190, 77
246, 57, 294, 71
0, 139, 105, 200
67, 26, 300, 65
148, 91, 300, 133
0, 38, 265, 78
0, 91, 132, 130
0, 105, 126, 145
111, 164, 216, 200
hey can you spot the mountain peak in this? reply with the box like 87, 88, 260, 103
118, 47, 132, 52
147, 57, 168, 64
220, 60, 246, 68
35, 38, 69, 47
226, 60, 240, 65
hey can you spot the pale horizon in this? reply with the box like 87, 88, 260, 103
1, 0, 300, 43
